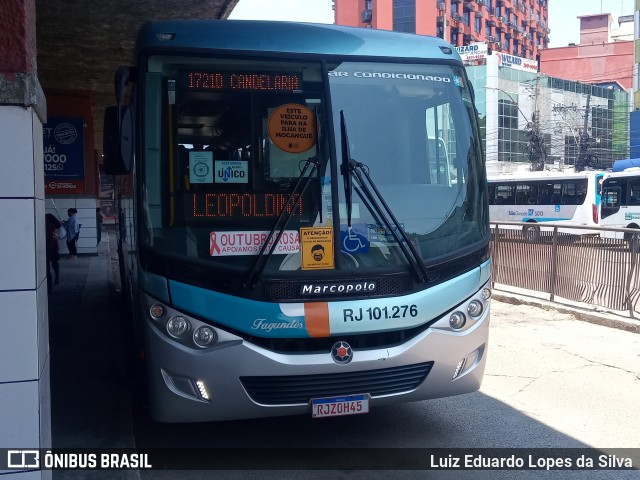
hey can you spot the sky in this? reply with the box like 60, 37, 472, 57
228, 0, 334, 23
228, 0, 635, 48
547, 0, 634, 47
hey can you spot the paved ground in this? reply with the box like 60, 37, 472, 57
48, 230, 137, 480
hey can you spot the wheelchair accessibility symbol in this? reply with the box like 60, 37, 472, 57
340, 226, 369, 253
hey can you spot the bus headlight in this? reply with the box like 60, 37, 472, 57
449, 311, 466, 330
193, 326, 217, 347
167, 316, 190, 337
481, 288, 491, 300
467, 300, 483, 318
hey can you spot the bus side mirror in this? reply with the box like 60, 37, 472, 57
103, 105, 134, 175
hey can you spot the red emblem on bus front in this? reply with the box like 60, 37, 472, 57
331, 341, 353, 365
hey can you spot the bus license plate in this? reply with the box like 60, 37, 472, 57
311, 394, 369, 418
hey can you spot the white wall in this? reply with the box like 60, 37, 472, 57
0, 103, 52, 479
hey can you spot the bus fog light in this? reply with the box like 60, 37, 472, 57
452, 358, 467, 380
467, 300, 483, 318
167, 316, 190, 337
481, 288, 491, 300
449, 311, 466, 330
194, 326, 217, 347
196, 380, 210, 401
149, 304, 165, 319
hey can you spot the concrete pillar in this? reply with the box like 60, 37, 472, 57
0, 0, 51, 478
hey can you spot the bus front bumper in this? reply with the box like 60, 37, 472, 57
140, 296, 491, 423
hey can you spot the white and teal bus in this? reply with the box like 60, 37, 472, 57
488, 170, 605, 242
104, 20, 491, 422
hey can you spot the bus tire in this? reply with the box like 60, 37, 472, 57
523, 224, 540, 243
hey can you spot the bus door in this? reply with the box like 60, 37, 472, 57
595, 173, 604, 208
601, 181, 622, 220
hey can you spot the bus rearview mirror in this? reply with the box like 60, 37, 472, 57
103, 105, 133, 175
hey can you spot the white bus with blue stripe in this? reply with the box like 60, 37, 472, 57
103, 20, 491, 422
488, 170, 605, 242
600, 169, 640, 242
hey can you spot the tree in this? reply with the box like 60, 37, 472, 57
527, 75, 545, 171
528, 112, 546, 171
575, 94, 591, 172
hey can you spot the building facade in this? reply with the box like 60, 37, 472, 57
334, 0, 550, 60
462, 47, 631, 174
540, 13, 634, 90
631, 0, 640, 158
334, 2, 631, 171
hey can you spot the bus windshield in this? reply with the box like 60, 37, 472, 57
329, 62, 487, 262
140, 55, 487, 276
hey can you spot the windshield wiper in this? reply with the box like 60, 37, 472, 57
339, 111, 429, 283
243, 154, 321, 289
340, 111, 353, 228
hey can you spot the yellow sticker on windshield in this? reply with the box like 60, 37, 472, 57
301, 227, 334, 270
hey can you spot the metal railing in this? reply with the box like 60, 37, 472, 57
490, 221, 640, 318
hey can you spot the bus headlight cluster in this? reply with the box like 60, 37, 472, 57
433, 284, 491, 333
448, 298, 485, 331
147, 301, 218, 349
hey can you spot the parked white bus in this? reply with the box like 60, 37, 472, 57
600, 170, 640, 241
488, 170, 605, 242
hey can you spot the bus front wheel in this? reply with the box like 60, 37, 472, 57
523, 224, 540, 243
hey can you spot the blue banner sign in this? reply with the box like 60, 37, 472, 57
43, 117, 84, 179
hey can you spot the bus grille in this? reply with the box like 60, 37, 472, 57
240, 362, 433, 405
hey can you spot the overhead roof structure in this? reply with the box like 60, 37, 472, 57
35, 0, 239, 159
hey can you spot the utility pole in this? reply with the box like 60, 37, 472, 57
576, 93, 591, 172
528, 74, 545, 171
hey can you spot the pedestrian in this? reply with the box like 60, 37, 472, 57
96, 207, 103, 245
66, 208, 81, 259
45, 213, 61, 292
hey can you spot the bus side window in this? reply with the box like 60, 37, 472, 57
603, 187, 620, 208
495, 184, 513, 204
537, 192, 550, 204
515, 184, 530, 205
628, 181, 640, 205
488, 185, 496, 205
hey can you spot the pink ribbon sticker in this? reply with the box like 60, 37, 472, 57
210, 232, 221, 256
